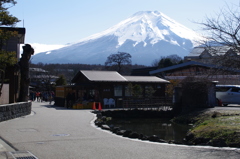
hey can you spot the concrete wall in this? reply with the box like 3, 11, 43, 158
0, 101, 32, 122
0, 84, 9, 105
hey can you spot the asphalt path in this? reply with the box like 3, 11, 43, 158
214, 104, 240, 110
0, 101, 240, 159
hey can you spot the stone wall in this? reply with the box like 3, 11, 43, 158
0, 102, 32, 122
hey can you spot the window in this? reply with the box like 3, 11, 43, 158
114, 85, 122, 96
125, 85, 132, 96
216, 87, 231, 92
231, 87, 240, 92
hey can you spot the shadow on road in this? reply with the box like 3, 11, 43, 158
38, 103, 93, 111
38, 103, 70, 110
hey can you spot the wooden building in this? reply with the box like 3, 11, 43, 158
55, 70, 169, 108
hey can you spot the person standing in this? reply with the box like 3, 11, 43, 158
36, 91, 40, 102
49, 91, 55, 104
39, 92, 42, 102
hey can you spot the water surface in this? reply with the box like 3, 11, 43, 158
107, 118, 191, 141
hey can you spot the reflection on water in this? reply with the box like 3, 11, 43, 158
107, 118, 191, 141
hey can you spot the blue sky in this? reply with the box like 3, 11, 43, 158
9, 0, 239, 46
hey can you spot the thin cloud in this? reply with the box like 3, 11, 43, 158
20, 43, 66, 55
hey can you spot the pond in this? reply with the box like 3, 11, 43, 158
107, 118, 191, 142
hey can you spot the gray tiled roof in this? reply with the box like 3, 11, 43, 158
188, 46, 233, 57
72, 70, 169, 83
81, 70, 127, 82
123, 76, 169, 83
188, 47, 205, 57
30, 68, 48, 73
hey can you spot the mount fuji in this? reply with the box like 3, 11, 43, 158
31, 11, 203, 66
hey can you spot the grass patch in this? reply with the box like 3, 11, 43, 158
173, 109, 240, 147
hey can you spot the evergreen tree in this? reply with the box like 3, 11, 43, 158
132, 84, 143, 98
0, 0, 20, 97
157, 55, 183, 68
55, 75, 67, 86
158, 58, 173, 68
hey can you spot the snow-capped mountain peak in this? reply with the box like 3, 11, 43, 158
75, 11, 201, 48
31, 11, 203, 65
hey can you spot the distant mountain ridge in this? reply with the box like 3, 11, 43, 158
31, 11, 203, 66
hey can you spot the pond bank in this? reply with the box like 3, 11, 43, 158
94, 108, 240, 148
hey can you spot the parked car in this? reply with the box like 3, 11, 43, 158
216, 85, 240, 106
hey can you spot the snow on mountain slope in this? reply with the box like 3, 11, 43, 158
31, 11, 203, 66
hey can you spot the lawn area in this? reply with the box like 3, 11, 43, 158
172, 109, 240, 147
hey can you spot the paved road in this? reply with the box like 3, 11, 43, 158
214, 105, 240, 110
0, 101, 240, 159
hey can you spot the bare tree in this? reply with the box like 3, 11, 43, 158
198, 3, 240, 84
200, 3, 240, 51
105, 52, 132, 73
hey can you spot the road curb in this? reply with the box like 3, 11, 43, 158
0, 137, 16, 159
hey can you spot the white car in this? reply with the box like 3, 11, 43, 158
216, 85, 240, 106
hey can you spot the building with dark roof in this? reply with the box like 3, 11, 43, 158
131, 66, 158, 76
55, 70, 170, 107
150, 61, 240, 84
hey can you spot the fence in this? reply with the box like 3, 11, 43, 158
122, 97, 173, 111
